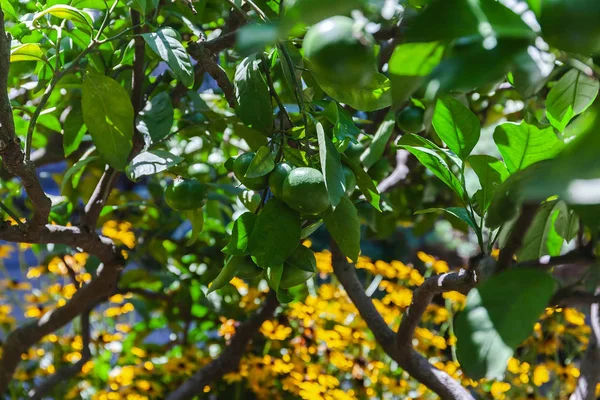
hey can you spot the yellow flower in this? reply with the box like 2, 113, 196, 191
533, 365, 551, 386
261, 320, 292, 341
490, 382, 510, 399
102, 220, 136, 249
315, 250, 333, 274
27, 265, 46, 279
0, 245, 13, 259
219, 318, 237, 339
564, 308, 585, 326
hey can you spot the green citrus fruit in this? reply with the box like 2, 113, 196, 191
165, 178, 209, 211
282, 167, 331, 215
540, 0, 600, 55
233, 152, 269, 191
231, 256, 264, 280
303, 16, 376, 87
268, 162, 294, 198
188, 163, 216, 183
342, 165, 356, 196
281, 245, 316, 289
396, 106, 425, 133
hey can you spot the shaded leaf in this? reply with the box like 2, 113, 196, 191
456, 268, 555, 380
468, 155, 509, 212
341, 155, 381, 211
316, 73, 392, 112
222, 212, 257, 256
245, 146, 275, 178
432, 97, 480, 160
136, 92, 174, 146
323, 197, 361, 262
360, 112, 395, 169
234, 55, 273, 134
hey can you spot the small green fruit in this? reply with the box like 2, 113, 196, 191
165, 178, 209, 211
269, 162, 294, 198
282, 167, 331, 215
233, 152, 269, 191
396, 106, 425, 133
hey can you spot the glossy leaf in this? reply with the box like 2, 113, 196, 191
248, 199, 301, 269
222, 212, 257, 256
82, 70, 134, 171
142, 28, 194, 88
126, 150, 183, 181
546, 68, 599, 132
317, 122, 345, 208
432, 97, 480, 160
397, 134, 465, 200
456, 268, 555, 380
493, 121, 564, 174
10, 43, 45, 63
33, 5, 93, 35
245, 146, 275, 179
360, 112, 395, 169
323, 197, 361, 262
468, 155, 509, 212
136, 92, 174, 146
234, 55, 273, 134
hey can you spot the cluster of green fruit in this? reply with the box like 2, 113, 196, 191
233, 151, 356, 216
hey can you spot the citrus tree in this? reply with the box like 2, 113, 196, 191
0, 0, 599, 398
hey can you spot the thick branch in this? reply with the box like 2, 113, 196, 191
331, 243, 476, 400
496, 205, 539, 272
0, 9, 51, 233
570, 288, 600, 400
187, 42, 237, 108
28, 309, 92, 399
166, 292, 279, 400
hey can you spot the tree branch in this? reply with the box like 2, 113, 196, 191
496, 204, 539, 272
0, 8, 51, 234
570, 288, 600, 400
514, 245, 596, 270
27, 309, 92, 399
0, 223, 124, 391
330, 243, 476, 400
166, 292, 279, 400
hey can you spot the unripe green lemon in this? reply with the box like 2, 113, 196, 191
342, 165, 356, 196
303, 16, 376, 87
165, 178, 209, 211
540, 0, 600, 55
233, 152, 269, 191
269, 162, 294, 198
281, 167, 331, 215
396, 106, 425, 133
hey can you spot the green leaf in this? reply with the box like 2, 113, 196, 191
236, 23, 280, 55
245, 146, 275, 178
517, 201, 565, 261
554, 204, 579, 242
493, 121, 564, 174
222, 212, 257, 256
323, 197, 361, 262
266, 264, 284, 292
315, 73, 392, 112
398, 134, 465, 200
126, 150, 183, 181
322, 102, 361, 143
63, 103, 86, 157
317, 122, 345, 208
207, 256, 239, 295
415, 207, 477, 230
33, 5, 94, 35
341, 155, 381, 211
0, 0, 18, 20
234, 123, 269, 151
406, 0, 534, 43
136, 92, 174, 146
468, 155, 509, 212
10, 43, 46, 63
432, 97, 480, 160
142, 28, 194, 88
546, 68, 599, 132
456, 268, 555, 380
82, 70, 134, 171
248, 199, 301, 269
61, 156, 100, 193
360, 112, 395, 169
234, 55, 273, 134
186, 208, 205, 246
388, 42, 444, 104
